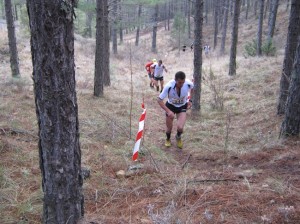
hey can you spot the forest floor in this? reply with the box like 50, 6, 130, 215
1, 4, 300, 224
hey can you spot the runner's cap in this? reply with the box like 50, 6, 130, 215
152, 59, 157, 63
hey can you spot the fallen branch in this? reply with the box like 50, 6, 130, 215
188, 178, 240, 184
181, 154, 192, 169
0, 127, 37, 139
144, 147, 160, 173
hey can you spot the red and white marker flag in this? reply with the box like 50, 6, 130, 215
132, 103, 146, 161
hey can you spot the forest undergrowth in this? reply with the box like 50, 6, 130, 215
0, 4, 299, 223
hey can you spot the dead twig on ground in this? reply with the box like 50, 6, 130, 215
143, 146, 160, 173
0, 127, 37, 139
187, 178, 240, 184
181, 154, 192, 169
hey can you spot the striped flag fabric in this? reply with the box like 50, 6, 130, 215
132, 103, 146, 161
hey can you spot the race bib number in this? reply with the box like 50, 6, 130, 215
171, 98, 184, 104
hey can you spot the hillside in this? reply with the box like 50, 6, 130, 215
0, 3, 299, 224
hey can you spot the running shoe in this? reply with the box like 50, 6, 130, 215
165, 139, 171, 147
176, 136, 183, 149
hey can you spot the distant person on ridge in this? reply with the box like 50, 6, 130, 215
157, 71, 194, 149
190, 43, 210, 56
145, 59, 156, 88
150, 59, 168, 92
190, 42, 194, 51
203, 44, 210, 56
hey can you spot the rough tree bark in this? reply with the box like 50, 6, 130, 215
103, 0, 110, 86
192, 0, 203, 115
26, 0, 84, 223
205, 0, 208, 24
220, 0, 229, 55
264, 0, 269, 19
135, 4, 142, 46
118, 1, 123, 44
277, 0, 300, 115
254, 0, 258, 16
94, 0, 104, 97
245, 0, 250, 19
187, 0, 191, 38
164, 2, 167, 30
280, 38, 300, 137
257, 0, 264, 56
84, 0, 93, 38
152, 4, 159, 53
228, 0, 241, 76
213, 0, 219, 50
267, 0, 279, 42
5, 0, 20, 77
112, 0, 118, 54
168, 1, 171, 30
2, 0, 6, 20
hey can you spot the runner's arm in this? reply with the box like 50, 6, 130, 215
163, 65, 168, 73
158, 86, 174, 117
157, 98, 174, 117
150, 64, 155, 74
187, 88, 194, 109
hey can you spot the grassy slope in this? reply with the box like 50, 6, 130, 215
0, 4, 299, 223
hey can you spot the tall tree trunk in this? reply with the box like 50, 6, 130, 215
280, 38, 300, 137
228, 0, 241, 76
220, 0, 229, 55
257, 0, 264, 56
264, 0, 269, 19
277, 0, 300, 115
205, 0, 208, 24
2, 0, 6, 19
118, 1, 123, 44
254, 0, 258, 16
168, 1, 170, 30
187, 0, 191, 38
192, 0, 203, 115
103, 0, 110, 86
85, 12, 93, 38
14, 3, 18, 20
94, 0, 104, 97
219, 0, 225, 28
119, 23, 123, 43
245, 0, 250, 19
229, 0, 233, 16
26, 1, 83, 223
190, 0, 195, 21
164, 2, 167, 30
85, 0, 93, 38
152, 4, 159, 53
267, 0, 279, 41
112, 0, 118, 54
135, 4, 142, 46
213, 0, 219, 50
5, 0, 20, 77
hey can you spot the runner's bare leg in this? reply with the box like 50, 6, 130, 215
166, 114, 174, 134
153, 80, 158, 89
176, 112, 186, 133
160, 80, 164, 91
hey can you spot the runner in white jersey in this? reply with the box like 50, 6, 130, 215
157, 71, 194, 149
151, 59, 168, 92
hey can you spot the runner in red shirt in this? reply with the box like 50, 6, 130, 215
145, 59, 156, 88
